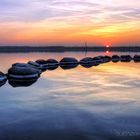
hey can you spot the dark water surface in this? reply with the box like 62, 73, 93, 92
0, 52, 140, 140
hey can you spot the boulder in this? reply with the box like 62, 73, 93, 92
46, 59, 59, 70
112, 55, 120, 63
93, 56, 103, 66
60, 57, 78, 70
35, 59, 47, 65
120, 55, 132, 62
133, 55, 140, 63
12, 63, 42, 74
103, 56, 111, 63
80, 57, 94, 68
8, 66, 40, 80
28, 61, 41, 68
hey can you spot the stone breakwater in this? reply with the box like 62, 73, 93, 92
0, 55, 140, 88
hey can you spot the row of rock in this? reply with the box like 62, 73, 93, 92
0, 54, 140, 87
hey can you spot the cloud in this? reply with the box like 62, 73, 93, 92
0, 0, 140, 45
0, 0, 139, 23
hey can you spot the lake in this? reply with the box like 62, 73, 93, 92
0, 52, 140, 140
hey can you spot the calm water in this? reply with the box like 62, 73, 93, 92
0, 52, 140, 140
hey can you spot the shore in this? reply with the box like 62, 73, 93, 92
0, 46, 140, 53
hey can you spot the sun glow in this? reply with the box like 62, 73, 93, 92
0, 0, 140, 46
106, 45, 110, 48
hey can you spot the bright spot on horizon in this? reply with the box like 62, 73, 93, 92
106, 45, 110, 48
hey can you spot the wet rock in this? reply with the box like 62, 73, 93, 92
0, 72, 7, 87
133, 55, 140, 63
35, 59, 49, 71
12, 63, 31, 68
12, 63, 42, 73
60, 57, 79, 70
46, 59, 59, 70
103, 56, 112, 63
93, 56, 103, 66
28, 61, 47, 72
112, 55, 120, 63
8, 66, 41, 80
120, 55, 132, 62
80, 57, 94, 68
35, 59, 47, 65
28, 61, 41, 68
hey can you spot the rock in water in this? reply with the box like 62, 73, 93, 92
120, 55, 132, 62
46, 59, 59, 70
103, 56, 112, 63
93, 56, 103, 66
8, 65, 41, 80
35, 59, 47, 65
80, 57, 94, 68
28, 61, 42, 69
59, 57, 78, 70
133, 55, 140, 63
112, 55, 120, 63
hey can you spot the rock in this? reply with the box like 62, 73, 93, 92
8, 66, 41, 80
93, 56, 103, 66
103, 56, 111, 63
34, 60, 48, 71
28, 61, 47, 72
120, 55, 132, 62
35, 59, 48, 71
35, 59, 47, 65
0, 72, 7, 87
12, 63, 31, 67
28, 61, 41, 68
46, 59, 59, 70
133, 55, 140, 63
112, 55, 120, 63
80, 57, 94, 68
12, 63, 42, 74
60, 57, 78, 70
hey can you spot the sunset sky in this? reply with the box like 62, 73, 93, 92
0, 0, 140, 46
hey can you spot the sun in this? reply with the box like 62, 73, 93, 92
106, 45, 110, 48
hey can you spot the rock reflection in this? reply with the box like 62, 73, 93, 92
0, 72, 7, 87
0, 54, 140, 88
8, 78, 38, 87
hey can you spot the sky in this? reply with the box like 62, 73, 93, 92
0, 0, 140, 46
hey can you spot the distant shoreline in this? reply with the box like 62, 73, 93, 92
0, 46, 140, 53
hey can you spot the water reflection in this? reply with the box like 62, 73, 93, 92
0, 52, 140, 140
0, 53, 140, 88
8, 79, 38, 88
